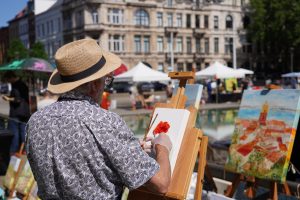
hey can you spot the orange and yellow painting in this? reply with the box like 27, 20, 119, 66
225, 89, 300, 182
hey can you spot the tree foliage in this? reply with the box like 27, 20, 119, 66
30, 42, 48, 60
7, 40, 48, 61
7, 39, 28, 61
248, 0, 300, 73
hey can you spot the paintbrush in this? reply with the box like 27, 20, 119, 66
143, 113, 158, 141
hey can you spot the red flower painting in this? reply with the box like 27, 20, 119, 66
153, 121, 170, 135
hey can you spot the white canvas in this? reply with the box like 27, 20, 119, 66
146, 108, 190, 174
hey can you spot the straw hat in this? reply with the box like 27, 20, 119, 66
47, 39, 122, 94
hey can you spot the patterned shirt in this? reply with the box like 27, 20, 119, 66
25, 91, 159, 200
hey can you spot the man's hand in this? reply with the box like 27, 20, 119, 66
2, 95, 10, 101
152, 134, 172, 153
140, 137, 153, 153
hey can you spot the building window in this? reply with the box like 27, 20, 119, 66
42, 24, 45, 36
176, 37, 183, 53
177, 63, 184, 71
167, 13, 173, 27
108, 8, 123, 24
75, 10, 84, 27
50, 20, 54, 34
186, 37, 192, 53
225, 37, 233, 54
195, 15, 200, 28
157, 12, 163, 27
186, 14, 191, 28
134, 35, 141, 53
157, 63, 164, 71
157, 36, 163, 52
167, 0, 173, 7
57, 18, 61, 33
176, 13, 182, 27
196, 62, 201, 71
226, 15, 233, 29
47, 21, 50, 35
204, 15, 209, 29
196, 38, 201, 53
109, 35, 124, 52
135, 9, 149, 26
204, 38, 209, 54
214, 37, 219, 53
144, 36, 150, 53
167, 37, 172, 52
92, 9, 99, 24
214, 16, 218, 29
187, 63, 193, 71
64, 12, 72, 30
37, 25, 40, 38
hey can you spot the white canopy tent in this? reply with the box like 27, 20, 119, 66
281, 72, 300, 78
114, 62, 170, 82
236, 68, 254, 75
195, 61, 245, 79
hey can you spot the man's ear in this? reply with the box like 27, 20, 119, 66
89, 81, 97, 93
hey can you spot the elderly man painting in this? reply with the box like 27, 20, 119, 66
25, 39, 172, 200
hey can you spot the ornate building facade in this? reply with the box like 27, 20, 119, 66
60, 0, 250, 71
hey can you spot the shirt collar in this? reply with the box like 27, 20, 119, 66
59, 91, 98, 106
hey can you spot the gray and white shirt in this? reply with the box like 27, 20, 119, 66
25, 91, 159, 200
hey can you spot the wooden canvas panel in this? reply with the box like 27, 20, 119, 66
146, 108, 190, 174
173, 84, 203, 110
225, 89, 300, 182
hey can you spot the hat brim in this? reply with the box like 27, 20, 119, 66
47, 51, 122, 94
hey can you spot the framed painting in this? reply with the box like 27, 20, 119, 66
225, 89, 300, 182
15, 160, 35, 196
3, 155, 23, 190
146, 108, 190, 174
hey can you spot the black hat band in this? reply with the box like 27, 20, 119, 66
60, 56, 106, 82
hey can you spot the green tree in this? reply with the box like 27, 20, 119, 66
30, 42, 48, 59
7, 39, 28, 61
248, 0, 300, 73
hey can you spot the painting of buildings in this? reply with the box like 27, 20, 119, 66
225, 89, 300, 182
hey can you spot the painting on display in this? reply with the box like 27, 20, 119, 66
173, 84, 203, 110
3, 155, 24, 190
225, 89, 300, 182
146, 108, 190, 174
15, 160, 35, 196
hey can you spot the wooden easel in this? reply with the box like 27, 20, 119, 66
128, 71, 208, 200
225, 174, 292, 200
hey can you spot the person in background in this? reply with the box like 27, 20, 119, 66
2, 71, 30, 154
25, 39, 172, 200
129, 91, 136, 110
165, 81, 173, 98
100, 91, 110, 110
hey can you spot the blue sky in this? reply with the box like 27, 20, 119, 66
241, 89, 300, 110
0, 0, 28, 27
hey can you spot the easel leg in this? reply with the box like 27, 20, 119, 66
225, 174, 241, 198
282, 182, 291, 196
270, 182, 278, 200
205, 167, 218, 193
245, 177, 257, 199
194, 136, 208, 200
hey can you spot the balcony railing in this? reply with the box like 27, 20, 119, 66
84, 24, 104, 32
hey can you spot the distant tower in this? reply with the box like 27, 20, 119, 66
259, 101, 269, 125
